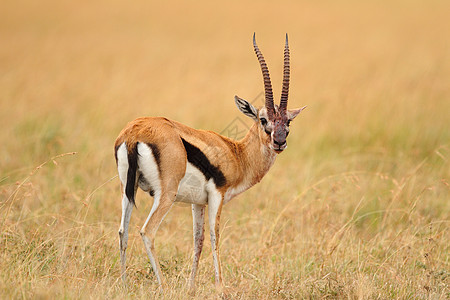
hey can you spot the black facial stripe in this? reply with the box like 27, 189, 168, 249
181, 138, 227, 187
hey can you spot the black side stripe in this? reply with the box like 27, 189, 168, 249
181, 138, 226, 187
125, 145, 138, 206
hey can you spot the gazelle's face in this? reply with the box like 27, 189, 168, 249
234, 96, 306, 154
258, 106, 304, 153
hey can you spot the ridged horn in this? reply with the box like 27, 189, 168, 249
253, 33, 275, 120
279, 33, 290, 115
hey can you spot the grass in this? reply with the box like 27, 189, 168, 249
1, 0, 449, 298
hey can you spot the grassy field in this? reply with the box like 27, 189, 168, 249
1, 0, 449, 298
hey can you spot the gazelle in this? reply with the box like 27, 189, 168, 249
114, 33, 306, 293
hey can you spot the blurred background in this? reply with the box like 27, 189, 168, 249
0, 0, 449, 298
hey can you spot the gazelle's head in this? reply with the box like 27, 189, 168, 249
235, 33, 306, 154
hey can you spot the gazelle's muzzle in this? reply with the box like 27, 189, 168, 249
272, 120, 287, 153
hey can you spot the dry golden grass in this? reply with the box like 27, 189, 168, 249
1, 0, 449, 299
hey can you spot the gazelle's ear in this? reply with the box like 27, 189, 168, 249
234, 95, 258, 121
287, 106, 307, 121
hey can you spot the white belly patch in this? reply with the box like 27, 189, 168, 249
175, 162, 208, 205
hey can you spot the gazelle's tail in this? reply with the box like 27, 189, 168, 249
125, 145, 138, 206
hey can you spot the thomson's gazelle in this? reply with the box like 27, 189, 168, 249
114, 34, 306, 293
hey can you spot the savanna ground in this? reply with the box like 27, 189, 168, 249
0, 0, 449, 299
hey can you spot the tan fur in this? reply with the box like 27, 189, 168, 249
114, 116, 277, 195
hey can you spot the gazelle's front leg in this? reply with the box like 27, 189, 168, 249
188, 204, 206, 294
207, 188, 224, 292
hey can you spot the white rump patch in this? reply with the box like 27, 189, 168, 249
137, 143, 162, 207
116, 143, 128, 188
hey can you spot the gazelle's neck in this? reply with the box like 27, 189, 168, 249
223, 123, 277, 203
237, 123, 277, 186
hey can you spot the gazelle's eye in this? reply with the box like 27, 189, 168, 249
260, 118, 267, 126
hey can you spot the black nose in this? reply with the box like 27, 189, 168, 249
273, 140, 286, 146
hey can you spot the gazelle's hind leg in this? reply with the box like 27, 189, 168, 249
135, 140, 186, 287
188, 204, 206, 294
140, 188, 177, 286
119, 192, 133, 283
116, 142, 134, 284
